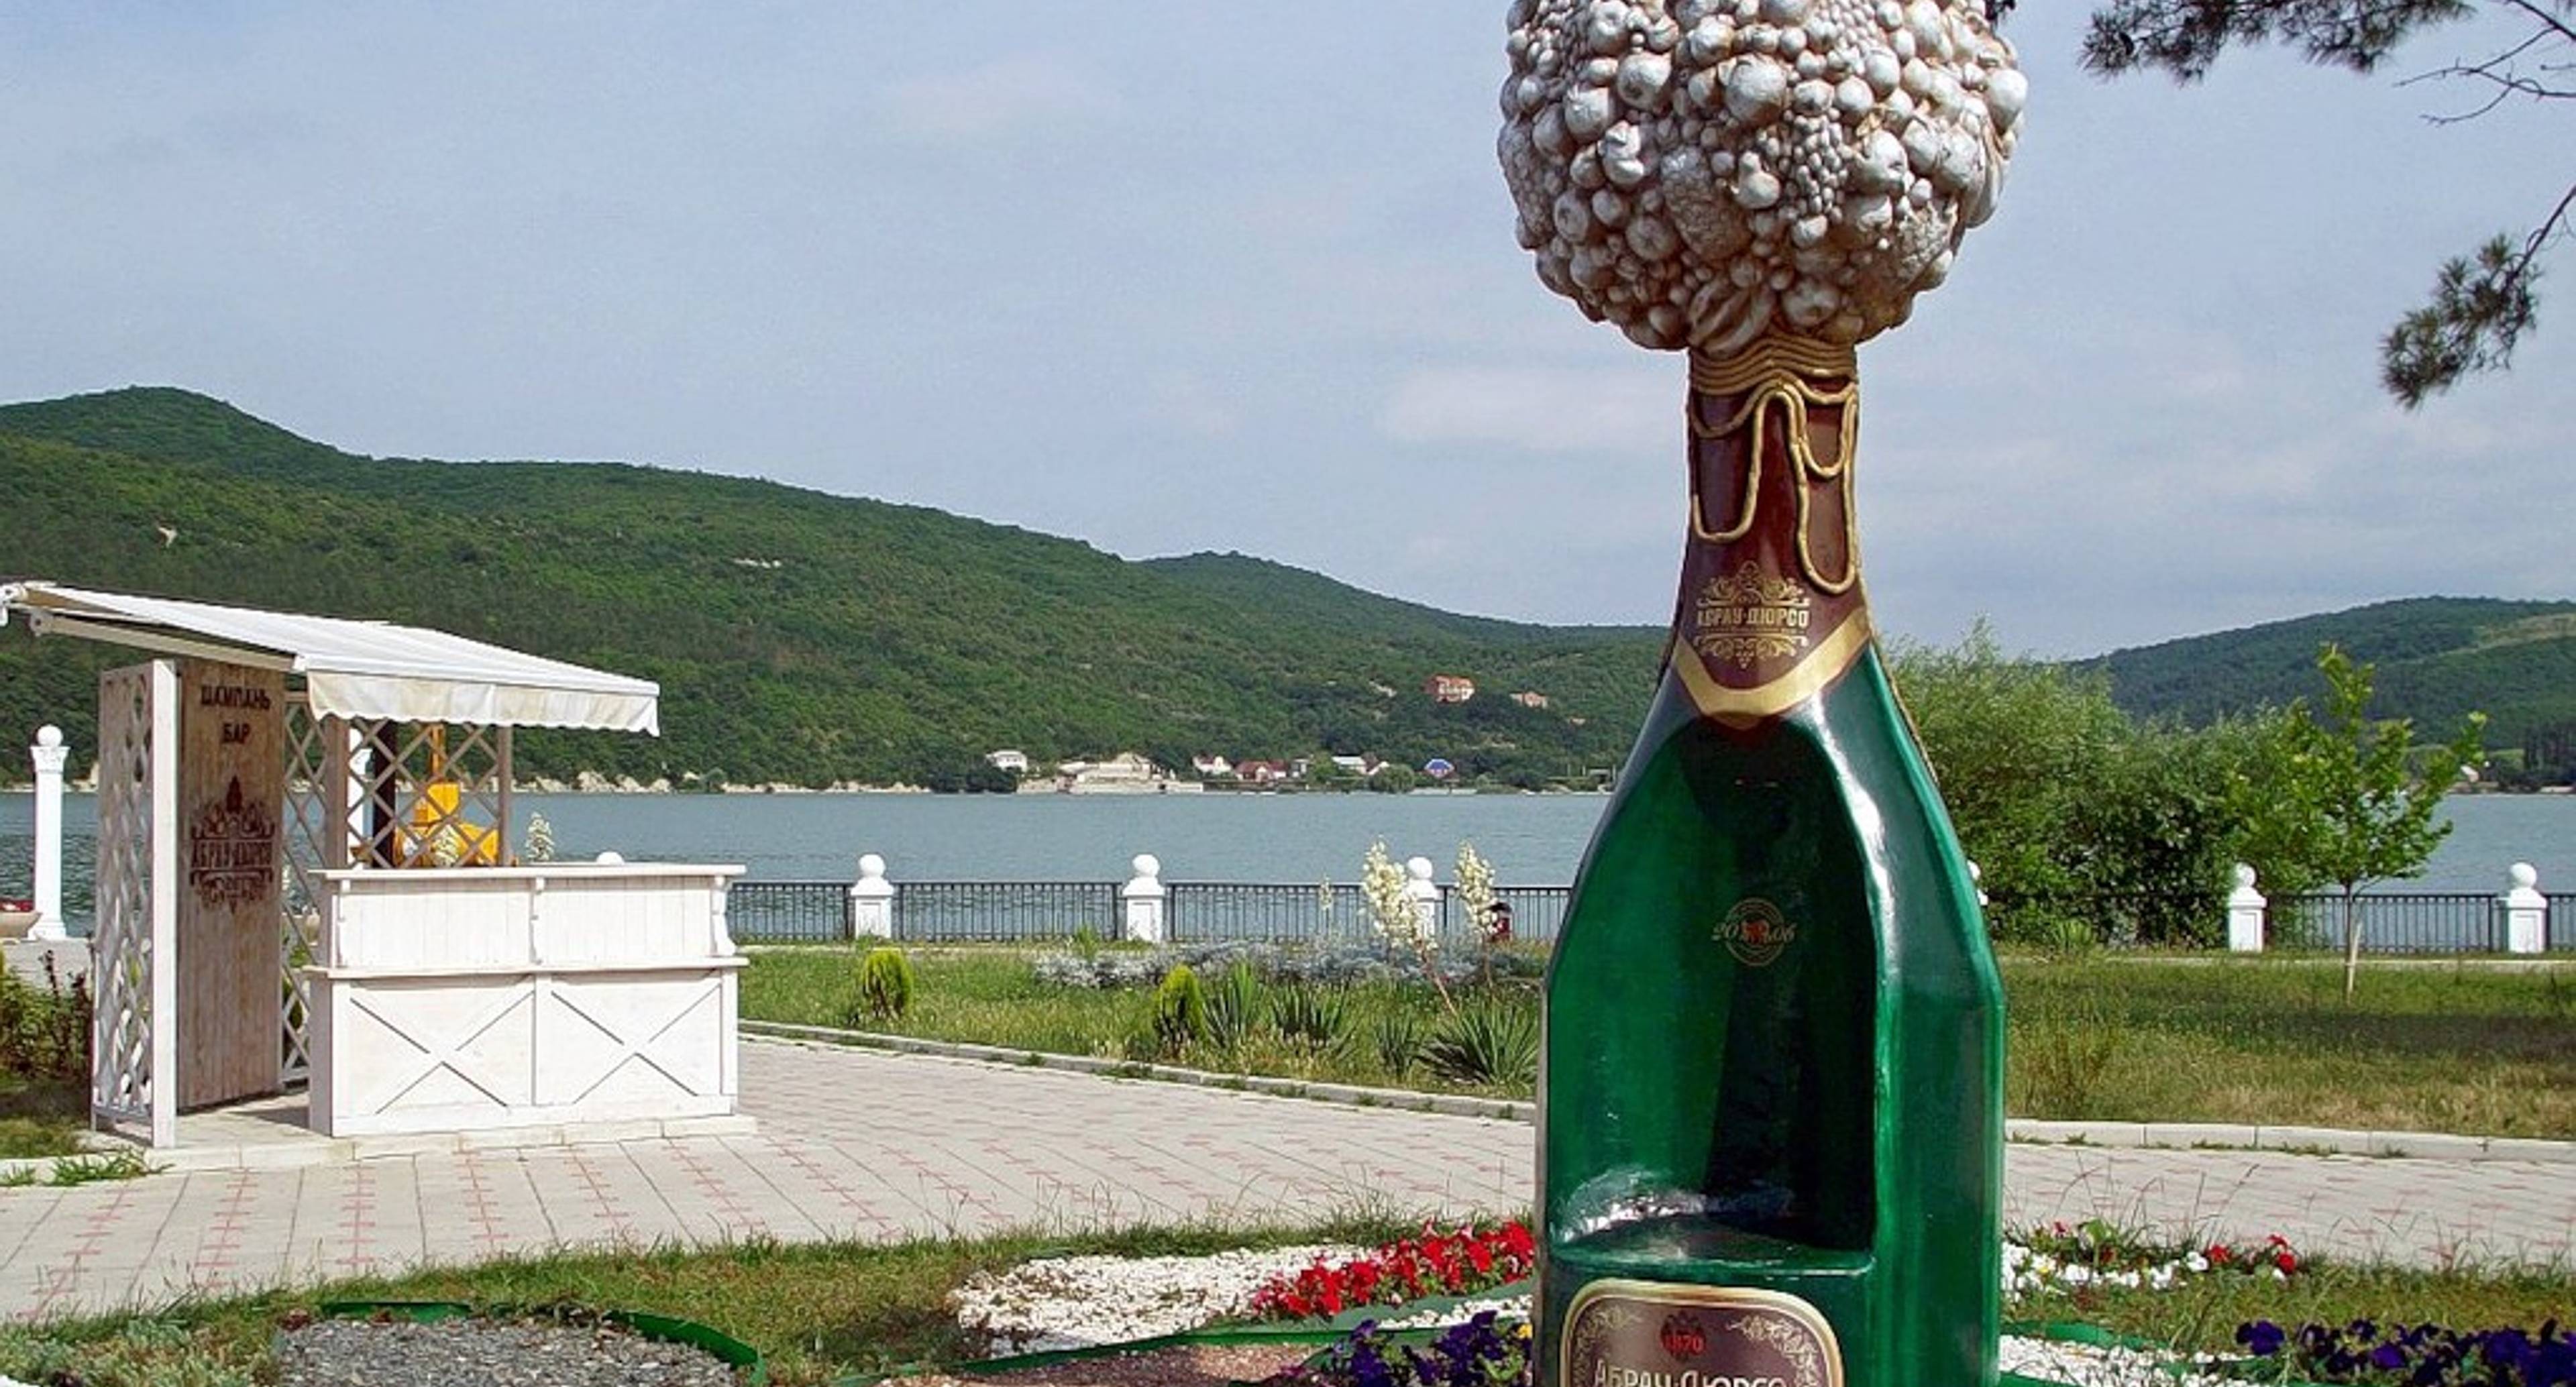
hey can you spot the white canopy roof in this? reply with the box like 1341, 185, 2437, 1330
0, 581, 659, 734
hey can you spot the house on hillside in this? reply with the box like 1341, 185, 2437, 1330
1425, 675, 1477, 704
1192, 755, 1234, 779
985, 749, 1030, 774
1330, 755, 1381, 777
1510, 690, 1550, 710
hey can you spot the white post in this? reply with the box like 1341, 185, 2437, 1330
1121, 854, 1166, 944
1968, 860, 1988, 909
851, 852, 894, 940
1404, 855, 1441, 942
147, 659, 179, 1150
28, 725, 68, 940
2227, 863, 2266, 953
2500, 863, 2546, 956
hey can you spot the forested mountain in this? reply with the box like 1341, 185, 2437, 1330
8, 386, 2566, 789
2084, 598, 2576, 779
0, 388, 1658, 787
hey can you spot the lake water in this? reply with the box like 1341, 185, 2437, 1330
4, 789, 2569, 916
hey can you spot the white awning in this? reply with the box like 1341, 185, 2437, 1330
0, 581, 659, 734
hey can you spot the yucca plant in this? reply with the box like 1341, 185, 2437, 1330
853, 946, 915, 1023
1269, 981, 1350, 1054
1423, 995, 1539, 1089
1373, 1007, 1422, 1078
1205, 960, 1262, 1053
1154, 964, 1210, 1053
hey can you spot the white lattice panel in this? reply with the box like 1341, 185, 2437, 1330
280, 700, 333, 1086
89, 662, 174, 1146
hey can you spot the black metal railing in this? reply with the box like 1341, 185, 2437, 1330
2266, 891, 2507, 954
1167, 881, 1364, 944
721, 877, 2567, 954
893, 881, 1120, 942
726, 879, 850, 943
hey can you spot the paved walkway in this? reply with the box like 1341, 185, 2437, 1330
0, 1039, 2568, 1321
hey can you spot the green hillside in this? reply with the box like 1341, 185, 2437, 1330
2084, 598, 2576, 779
0, 387, 1659, 788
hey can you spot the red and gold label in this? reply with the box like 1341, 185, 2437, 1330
1563, 1281, 1844, 1387
1668, 339, 1872, 725
1713, 897, 1798, 968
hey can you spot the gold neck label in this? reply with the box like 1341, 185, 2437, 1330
1669, 339, 1872, 725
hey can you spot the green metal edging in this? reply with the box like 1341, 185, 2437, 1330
317, 1299, 769, 1385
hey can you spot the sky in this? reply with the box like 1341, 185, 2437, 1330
1, 3, 2567, 657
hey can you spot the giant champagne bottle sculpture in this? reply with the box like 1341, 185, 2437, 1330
1496, 3, 2026, 1385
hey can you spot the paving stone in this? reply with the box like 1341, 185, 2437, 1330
0, 1038, 2568, 1323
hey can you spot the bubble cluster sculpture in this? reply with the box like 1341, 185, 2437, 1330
1499, 0, 2021, 354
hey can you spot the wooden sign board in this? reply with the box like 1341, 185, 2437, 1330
176, 659, 286, 1109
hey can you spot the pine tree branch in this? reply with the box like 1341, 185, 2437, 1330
2381, 181, 2575, 406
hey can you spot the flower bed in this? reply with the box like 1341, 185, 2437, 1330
2010, 1219, 2300, 1297
2239, 1319, 2575, 1385
1246, 1223, 1537, 1321
938, 1221, 2576, 1387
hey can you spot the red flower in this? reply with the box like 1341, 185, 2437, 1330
2208, 1244, 2232, 1266
1246, 1221, 1538, 1322
2274, 1250, 2298, 1274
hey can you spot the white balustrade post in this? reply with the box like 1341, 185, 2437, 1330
28, 725, 68, 941
1968, 860, 1988, 909
1122, 854, 1167, 944
2500, 863, 2546, 956
2226, 863, 2267, 953
1404, 855, 1441, 942
850, 852, 895, 940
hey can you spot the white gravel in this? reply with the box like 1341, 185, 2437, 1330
951, 1244, 1363, 1353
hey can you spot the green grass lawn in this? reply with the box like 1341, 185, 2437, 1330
741, 947, 2576, 1138
0, 1219, 2564, 1386
0, 1217, 1414, 1387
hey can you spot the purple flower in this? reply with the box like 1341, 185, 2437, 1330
2239, 1322, 2288, 1357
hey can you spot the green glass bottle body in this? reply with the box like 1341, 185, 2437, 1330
1535, 343, 2005, 1387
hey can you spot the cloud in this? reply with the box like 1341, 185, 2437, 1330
875, 53, 1114, 142
1377, 364, 1673, 455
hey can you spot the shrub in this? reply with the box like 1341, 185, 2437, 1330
1205, 960, 1261, 1053
1423, 995, 1539, 1089
853, 947, 915, 1023
1154, 964, 1209, 1052
1269, 981, 1350, 1054
0, 957, 90, 1085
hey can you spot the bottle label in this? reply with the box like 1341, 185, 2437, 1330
1562, 1280, 1843, 1387
1713, 897, 1797, 968
1670, 339, 1872, 724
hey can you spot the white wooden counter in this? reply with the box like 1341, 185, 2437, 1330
303, 863, 746, 1138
